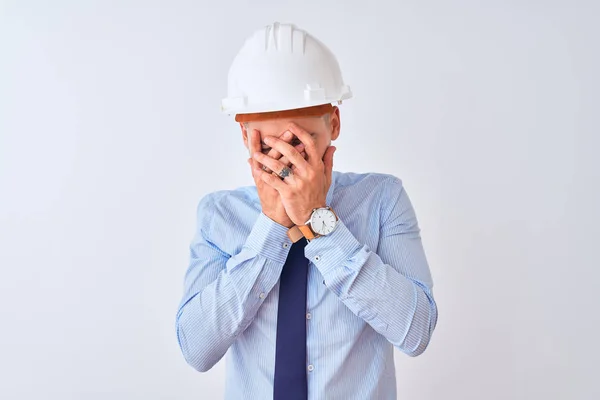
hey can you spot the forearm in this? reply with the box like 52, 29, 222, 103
328, 248, 437, 356
176, 212, 290, 371
176, 252, 283, 371
305, 220, 437, 356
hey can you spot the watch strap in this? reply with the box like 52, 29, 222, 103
287, 207, 338, 242
286, 226, 305, 243
298, 224, 321, 241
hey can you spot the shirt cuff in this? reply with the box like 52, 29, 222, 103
304, 219, 364, 276
244, 212, 293, 264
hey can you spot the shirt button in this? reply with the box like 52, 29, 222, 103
306, 313, 312, 320
314, 255, 321, 261
307, 364, 314, 372
283, 242, 289, 249
259, 293, 265, 299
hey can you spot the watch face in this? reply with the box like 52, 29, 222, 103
310, 208, 337, 235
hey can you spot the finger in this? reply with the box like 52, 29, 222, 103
262, 135, 309, 175
292, 151, 307, 170
287, 123, 319, 167
273, 143, 305, 171
255, 167, 289, 193
250, 139, 306, 178
253, 151, 289, 177
267, 130, 294, 159
249, 129, 262, 172
248, 157, 261, 186
262, 142, 304, 173
249, 156, 269, 190
262, 130, 295, 173
249, 129, 261, 154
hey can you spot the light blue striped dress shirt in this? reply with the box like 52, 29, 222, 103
176, 170, 438, 399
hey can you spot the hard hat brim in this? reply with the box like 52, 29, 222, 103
234, 103, 334, 123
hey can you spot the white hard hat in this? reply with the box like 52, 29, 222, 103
221, 22, 352, 117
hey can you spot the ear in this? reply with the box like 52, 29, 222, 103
330, 106, 341, 141
240, 122, 249, 149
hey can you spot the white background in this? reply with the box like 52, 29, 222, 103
1, 1, 599, 399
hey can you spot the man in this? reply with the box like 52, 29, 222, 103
176, 22, 438, 399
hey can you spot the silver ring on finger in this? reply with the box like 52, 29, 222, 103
278, 166, 293, 179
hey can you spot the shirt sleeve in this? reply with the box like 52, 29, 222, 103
303, 176, 438, 356
175, 195, 291, 372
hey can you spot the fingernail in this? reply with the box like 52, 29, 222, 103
284, 131, 292, 139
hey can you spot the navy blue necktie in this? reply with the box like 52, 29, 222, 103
273, 238, 309, 400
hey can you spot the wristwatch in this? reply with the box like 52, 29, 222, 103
286, 206, 339, 243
